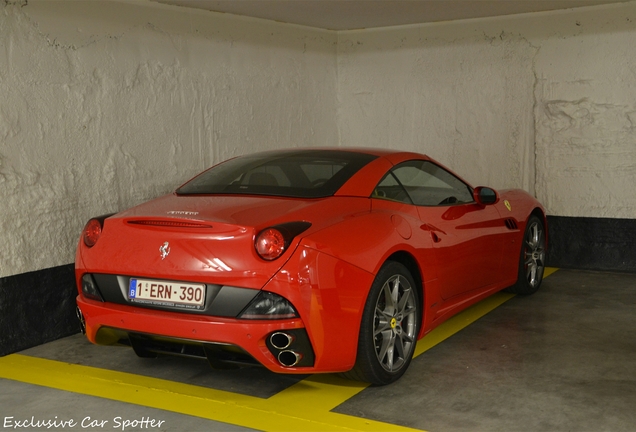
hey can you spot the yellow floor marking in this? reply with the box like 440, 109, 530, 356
413, 291, 515, 358
544, 267, 559, 278
0, 354, 410, 431
414, 267, 558, 357
0, 267, 558, 432
269, 374, 369, 413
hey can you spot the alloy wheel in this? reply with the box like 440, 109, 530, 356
524, 220, 546, 288
373, 274, 417, 372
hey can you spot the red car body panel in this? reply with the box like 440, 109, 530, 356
75, 149, 546, 374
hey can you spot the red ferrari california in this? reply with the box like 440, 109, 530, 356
75, 148, 547, 385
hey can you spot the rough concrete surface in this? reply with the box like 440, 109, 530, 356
2, 0, 636, 279
336, 2, 636, 219
0, 0, 337, 278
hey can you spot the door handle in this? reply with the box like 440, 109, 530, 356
420, 224, 445, 243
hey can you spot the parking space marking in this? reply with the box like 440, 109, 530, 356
413, 291, 514, 358
0, 354, 414, 431
0, 354, 412, 431
0, 268, 558, 431
415, 267, 558, 357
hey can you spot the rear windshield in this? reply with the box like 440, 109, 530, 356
176, 149, 378, 198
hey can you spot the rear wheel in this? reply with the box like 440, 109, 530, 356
506, 215, 546, 295
343, 261, 420, 385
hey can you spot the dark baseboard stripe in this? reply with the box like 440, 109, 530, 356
547, 215, 636, 273
0, 264, 79, 357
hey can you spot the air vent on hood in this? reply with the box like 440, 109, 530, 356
127, 220, 213, 228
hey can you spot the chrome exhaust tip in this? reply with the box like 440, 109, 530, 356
76, 307, 86, 335
270, 332, 294, 350
278, 350, 302, 367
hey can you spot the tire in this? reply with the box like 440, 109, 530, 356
505, 215, 546, 295
342, 261, 420, 385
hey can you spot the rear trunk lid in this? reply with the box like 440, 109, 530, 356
80, 193, 370, 289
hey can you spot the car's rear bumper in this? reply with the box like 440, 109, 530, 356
76, 246, 376, 374
76, 295, 323, 373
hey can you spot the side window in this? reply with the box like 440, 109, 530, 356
373, 173, 413, 204
385, 161, 473, 206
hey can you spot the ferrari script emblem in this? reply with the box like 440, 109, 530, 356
159, 242, 171, 260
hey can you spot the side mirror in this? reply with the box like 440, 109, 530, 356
474, 187, 499, 206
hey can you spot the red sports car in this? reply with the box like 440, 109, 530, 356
75, 148, 547, 385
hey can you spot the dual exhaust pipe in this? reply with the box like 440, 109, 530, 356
76, 310, 310, 369
269, 332, 302, 367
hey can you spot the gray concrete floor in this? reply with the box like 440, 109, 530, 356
1, 269, 635, 431
336, 269, 636, 431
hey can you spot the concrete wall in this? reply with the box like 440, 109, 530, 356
2, 0, 636, 280
337, 2, 636, 219
337, 26, 538, 195
0, 0, 338, 278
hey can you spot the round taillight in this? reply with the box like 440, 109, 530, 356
83, 219, 103, 248
255, 228, 286, 260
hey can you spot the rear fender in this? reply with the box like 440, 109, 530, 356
302, 210, 434, 276
263, 246, 375, 371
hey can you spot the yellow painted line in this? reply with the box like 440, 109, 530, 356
414, 291, 515, 358
544, 267, 559, 278
269, 374, 369, 413
414, 267, 558, 357
0, 268, 559, 431
0, 354, 413, 431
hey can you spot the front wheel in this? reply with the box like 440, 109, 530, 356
505, 215, 546, 295
342, 261, 420, 385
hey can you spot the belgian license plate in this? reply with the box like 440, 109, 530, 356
128, 278, 206, 309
